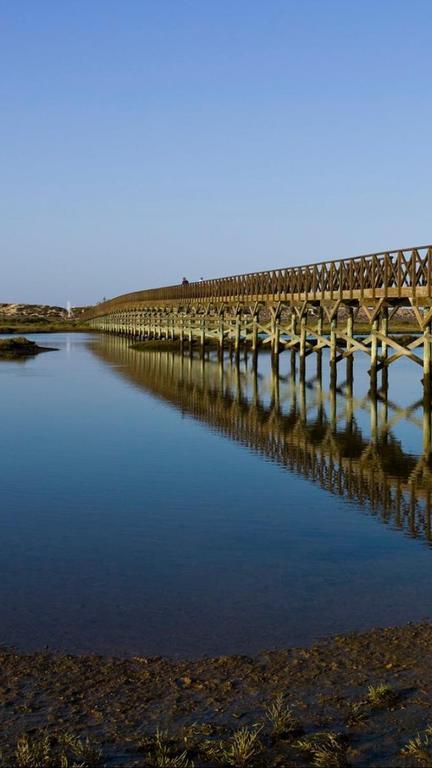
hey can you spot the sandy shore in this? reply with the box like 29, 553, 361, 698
1, 621, 432, 766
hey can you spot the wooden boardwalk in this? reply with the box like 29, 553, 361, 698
88, 244, 432, 389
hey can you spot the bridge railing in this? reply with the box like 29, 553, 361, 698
91, 245, 432, 314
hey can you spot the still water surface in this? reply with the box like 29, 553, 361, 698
1, 332, 432, 657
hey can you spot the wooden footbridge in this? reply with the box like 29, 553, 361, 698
88, 244, 432, 389
91, 335, 432, 546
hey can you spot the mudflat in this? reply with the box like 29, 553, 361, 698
0, 337, 57, 358
1, 621, 432, 766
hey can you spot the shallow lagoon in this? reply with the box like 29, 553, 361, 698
0, 332, 431, 657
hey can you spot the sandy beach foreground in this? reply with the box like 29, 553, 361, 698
1, 621, 432, 766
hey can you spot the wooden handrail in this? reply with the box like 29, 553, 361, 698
89, 244, 432, 316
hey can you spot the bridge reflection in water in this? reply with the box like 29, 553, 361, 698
91, 334, 432, 547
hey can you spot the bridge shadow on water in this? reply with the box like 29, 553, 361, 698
90, 334, 432, 550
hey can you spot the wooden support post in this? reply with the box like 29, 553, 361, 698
423, 320, 431, 395
423, 387, 431, 458
346, 307, 353, 394
272, 310, 280, 370
179, 314, 184, 352
290, 312, 296, 380
381, 307, 388, 391
370, 318, 378, 392
251, 311, 258, 360
316, 307, 323, 381
218, 312, 225, 359
200, 315, 205, 358
300, 312, 306, 380
234, 312, 241, 360
148, 313, 152, 339
188, 315, 193, 356
330, 315, 337, 389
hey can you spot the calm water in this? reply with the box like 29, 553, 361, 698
1, 331, 432, 657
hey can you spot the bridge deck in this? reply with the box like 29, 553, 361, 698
90, 245, 432, 314
87, 244, 432, 392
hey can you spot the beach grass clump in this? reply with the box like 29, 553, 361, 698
14, 732, 52, 768
12, 731, 103, 768
366, 682, 398, 709
265, 693, 302, 739
295, 732, 349, 768
206, 726, 263, 767
401, 726, 432, 766
143, 727, 193, 767
61, 733, 103, 766
345, 700, 367, 726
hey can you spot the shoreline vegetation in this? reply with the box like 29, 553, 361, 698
0, 303, 88, 335
2, 621, 432, 767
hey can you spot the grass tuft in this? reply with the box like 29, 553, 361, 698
366, 682, 397, 709
295, 732, 349, 768
207, 726, 263, 767
13, 731, 103, 768
144, 728, 193, 767
401, 726, 432, 766
265, 693, 302, 738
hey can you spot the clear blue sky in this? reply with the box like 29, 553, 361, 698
1, 1, 431, 306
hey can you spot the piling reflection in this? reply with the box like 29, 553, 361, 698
91, 335, 432, 545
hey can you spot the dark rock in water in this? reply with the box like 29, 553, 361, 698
0, 336, 58, 358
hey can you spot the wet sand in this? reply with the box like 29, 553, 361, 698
1, 621, 432, 766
